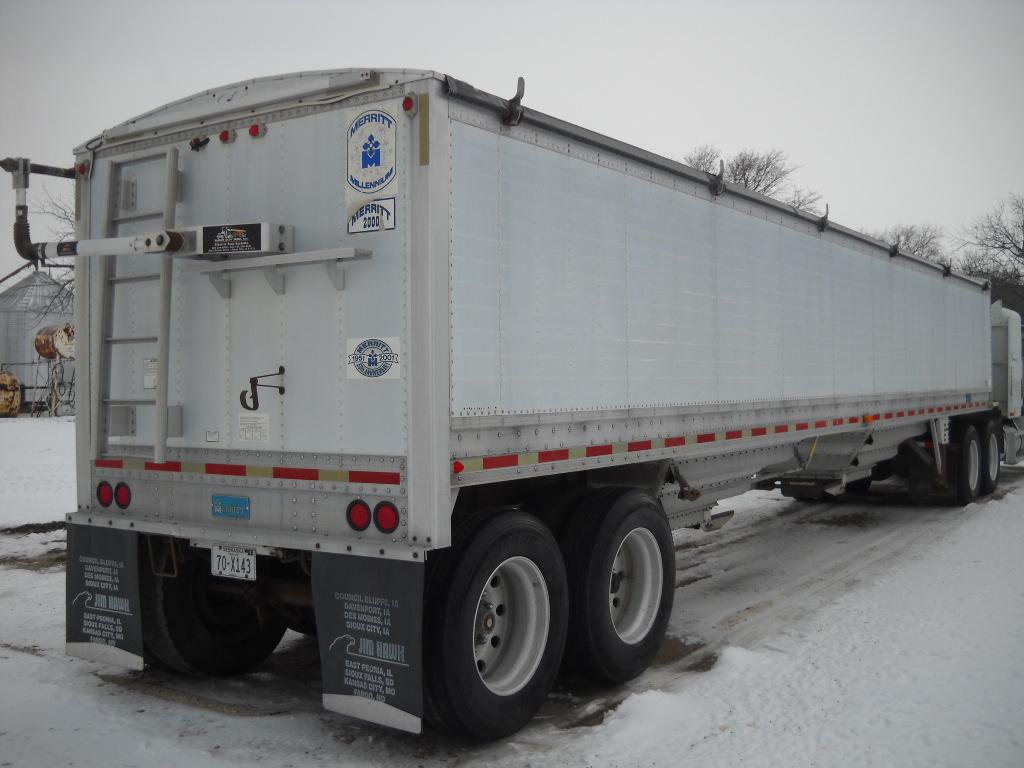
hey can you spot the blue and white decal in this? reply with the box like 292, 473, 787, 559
348, 110, 397, 194
347, 337, 401, 380
348, 197, 397, 234
211, 494, 251, 520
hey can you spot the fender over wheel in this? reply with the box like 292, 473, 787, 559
423, 511, 568, 741
560, 488, 674, 684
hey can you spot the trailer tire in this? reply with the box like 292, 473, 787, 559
979, 420, 1001, 496
286, 608, 318, 637
423, 511, 568, 741
140, 544, 287, 676
560, 488, 673, 684
955, 424, 982, 506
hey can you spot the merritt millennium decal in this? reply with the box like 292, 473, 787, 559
348, 110, 397, 194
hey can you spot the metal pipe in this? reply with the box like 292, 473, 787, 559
154, 147, 178, 464
0, 157, 74, 179
3, 157, 76, 264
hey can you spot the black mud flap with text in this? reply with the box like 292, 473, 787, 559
66, 525, 144, 670
312, 553, 424, 734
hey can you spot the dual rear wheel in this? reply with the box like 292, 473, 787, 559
424, 490, 674, 740
139, 491, 676, 741
140, 544, 287, 676
955, 420, 1001, 505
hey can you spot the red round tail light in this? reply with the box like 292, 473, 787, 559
402, 95, 415, 112
346, 500, 371, 531
96, 482, 113, 508
114, 482, 132, 509
374, 501, 399, 534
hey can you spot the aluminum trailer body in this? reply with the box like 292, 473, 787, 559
4, 68, 1019, 740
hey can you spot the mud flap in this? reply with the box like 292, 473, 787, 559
65, 525, 144, 670
312, 553, 424, 734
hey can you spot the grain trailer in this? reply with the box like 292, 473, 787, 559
4, 68, 1021, 740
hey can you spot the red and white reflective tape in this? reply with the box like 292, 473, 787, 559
452, 400, 991, 475
93, 458, 401, 486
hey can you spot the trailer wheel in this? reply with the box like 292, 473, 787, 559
140, 544, 287, 676
560, 488, 673, 684
977, 420, 1001, 496
423, 511, 567, 740
955, 424, 982, 506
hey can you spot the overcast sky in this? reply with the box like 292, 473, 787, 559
0, 0, 1021, 276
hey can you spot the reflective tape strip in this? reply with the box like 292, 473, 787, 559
92, 460, 401, 486
454, 399, 992, 475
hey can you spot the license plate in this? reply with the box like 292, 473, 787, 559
211, 544, 256, 581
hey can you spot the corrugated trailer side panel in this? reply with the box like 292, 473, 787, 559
449, 120, 990, 417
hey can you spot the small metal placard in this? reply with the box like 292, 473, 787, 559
211, 494, 251, 520
201, 223, 263, 254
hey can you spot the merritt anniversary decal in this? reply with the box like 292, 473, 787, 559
348, 197, 397, 234
347, 337, 400, 380
348, 110, 397, 194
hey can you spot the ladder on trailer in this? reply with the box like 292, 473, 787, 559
92, 147, 180, 464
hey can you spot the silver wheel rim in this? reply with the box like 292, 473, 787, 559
473, 556, 550, 696
609, 527, 663, 644
968, 438, 980, 492
987, 432, 999, 483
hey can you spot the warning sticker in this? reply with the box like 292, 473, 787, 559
143, 359, 157, 390
238, 413, 270, 442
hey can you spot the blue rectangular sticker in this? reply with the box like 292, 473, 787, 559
211, 495, 251, 520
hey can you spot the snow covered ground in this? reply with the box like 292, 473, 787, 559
0, 416, 76, 527
1, 417, 1023, 767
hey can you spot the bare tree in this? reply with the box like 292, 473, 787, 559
725, 148, 795, 197
783, 186, 823, 215
682, 144, 821, 213
31, 185, 76, 316
957, 194, 1024, 278
682, 144, 721, 174
871, 223, 948, 265
949, 194, 1024, 316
